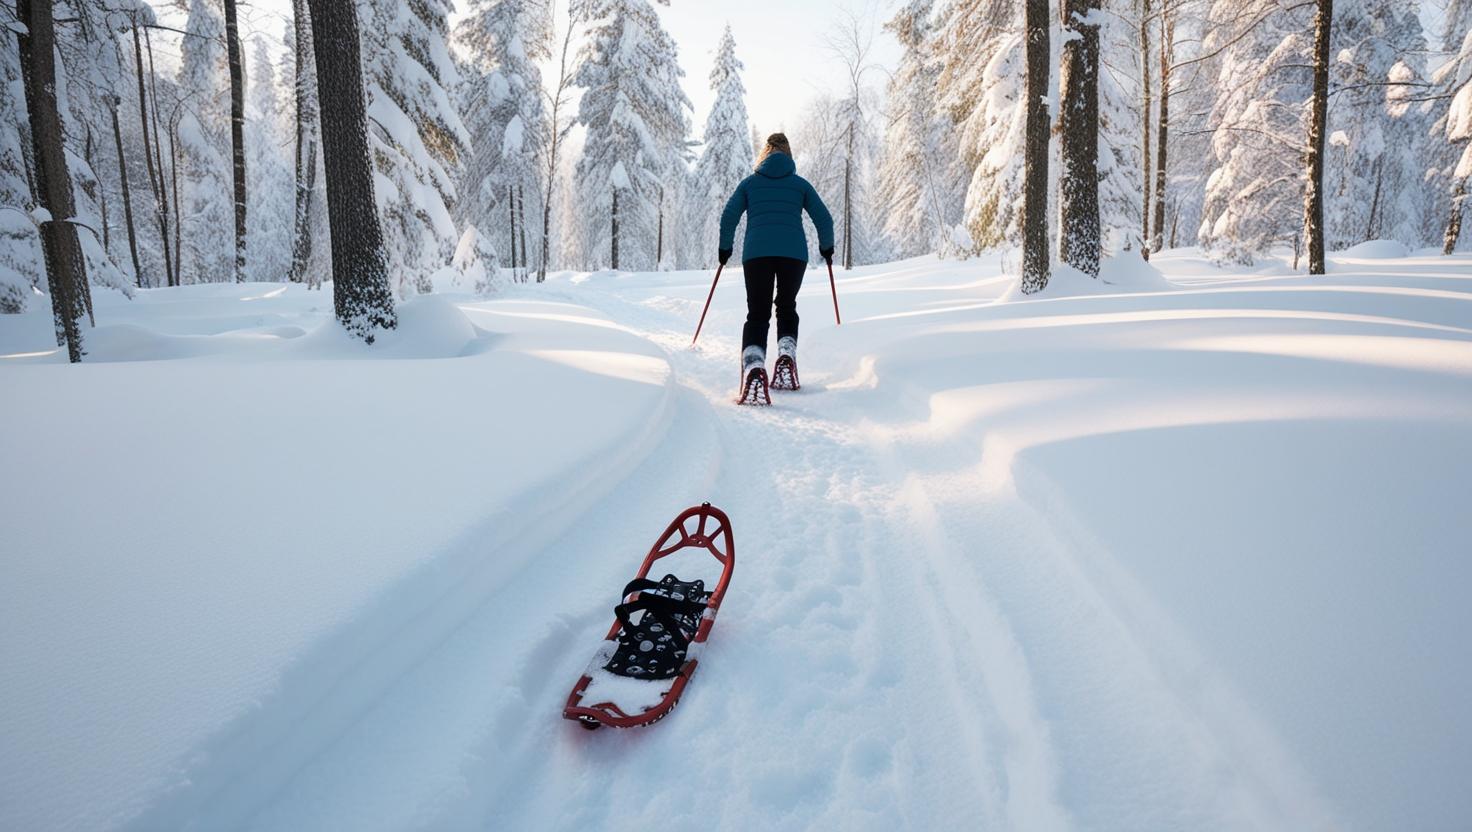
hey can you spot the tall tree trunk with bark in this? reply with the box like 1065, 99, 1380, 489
610, 188, 620, 270
130, 19, 171, 288
289, 0, 318, 283
1021, 0, 1051, 293
223, 0, 247, 282
1445, 179, 1465, 255
18, 0, 90, 361
1303, 0, 1331, 275
843, 123, 854, 270
143, 28, 176, 286
508, 185, 519, 275
1151, 10, 1172, 254
1059, 0, 1102, 277
307, 0, 395, 339
1139, 0, 1152, 259
110, 97, 143, 285
517, 185, 528, 275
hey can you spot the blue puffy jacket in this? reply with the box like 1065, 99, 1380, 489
719, 152, 835, 263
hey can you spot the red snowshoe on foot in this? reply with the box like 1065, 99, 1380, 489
770, 355, 800, 391
563, 503, 735, 730
737, 366, 771, 406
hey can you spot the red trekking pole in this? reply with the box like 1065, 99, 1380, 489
827, 261, 841, 325
691, 264, 723, 346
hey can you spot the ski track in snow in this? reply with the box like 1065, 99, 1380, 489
5, 250, 1471, 830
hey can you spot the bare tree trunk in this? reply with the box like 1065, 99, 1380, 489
307, 0, 395, 339
1151, 9, 1172, 255
19, 0, 89, 361
1304, 0, 1331, 275
1059, 0, 1102, 277
517, 185, 528, 276
169, 117, 182, 286
540, 13, 579, 283
1445, 179, 1465, 255
130, 19, 171, 289
843, 124, 854, 270
1021, 0, 1051, 293
143, 26, 175, 287
82, 128, 108, 253
222, 0, 247, 282
110, 98, 143, 286
1139, 0, 1152, 259
1364, 157, 1383, 241
655, 187, 664, 267
610, 188, 620, 270
289, 0, 318, 284
507, 185, 519, 277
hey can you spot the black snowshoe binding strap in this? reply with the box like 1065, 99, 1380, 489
603, 574, 711, 680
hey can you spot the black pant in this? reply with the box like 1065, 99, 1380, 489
742, 256, 806, 353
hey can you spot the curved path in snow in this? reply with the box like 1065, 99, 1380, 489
92, 251, 1472, 830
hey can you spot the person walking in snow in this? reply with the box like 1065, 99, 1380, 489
719, 132, 835, 404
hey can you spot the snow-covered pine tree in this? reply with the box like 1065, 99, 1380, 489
360, 0, 471, 294
177, 0, 235, 283
934, 1, 1026, 252
1, 11, 42, 312
690, 24, 752, 267
877, 0, 964, 258
1434, 25, 1472, 252
1324, 0, 1433, 250
1198, 0, 1315, 264
283, 0, 331, 285
245, 37, 294, 282
570, 0, 692, 271
454, 0, 551, 281
1447, 0, 1472, 53
53, 0, 132, 296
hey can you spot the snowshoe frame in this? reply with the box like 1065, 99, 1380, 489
563, 503, 736, 729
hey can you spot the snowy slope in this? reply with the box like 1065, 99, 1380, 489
2, 249, 1470, 831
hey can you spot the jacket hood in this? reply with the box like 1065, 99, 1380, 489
755, 152, 796, 179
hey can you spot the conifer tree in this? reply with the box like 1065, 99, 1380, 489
455, 0, 551, 279
570, 0, 691, 270
360, 0, 471, 293
691, 24, 753, 267
877, 1, 964, 258
177, 0, 234, 283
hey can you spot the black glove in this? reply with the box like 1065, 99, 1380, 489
819, 247, 834, 266
718, 248, 732, 266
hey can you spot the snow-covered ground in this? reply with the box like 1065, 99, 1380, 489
3, 248, 1470, 831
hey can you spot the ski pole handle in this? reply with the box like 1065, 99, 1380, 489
827, 261, 841, 325
692, 264, 723, 346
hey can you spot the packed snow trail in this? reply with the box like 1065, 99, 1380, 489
4, 250, 1470, 830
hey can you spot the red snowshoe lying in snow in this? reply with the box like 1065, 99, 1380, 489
563, 503, 735, 730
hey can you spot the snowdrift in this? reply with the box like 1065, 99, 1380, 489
3, 247, 1471, 831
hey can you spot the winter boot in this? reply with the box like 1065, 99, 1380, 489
771, 336, 800, 391
737, 345, 770, 406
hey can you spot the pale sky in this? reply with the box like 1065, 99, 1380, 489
223, 0, 901, 140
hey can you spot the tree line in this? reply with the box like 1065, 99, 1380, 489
4, 0, 1471, 356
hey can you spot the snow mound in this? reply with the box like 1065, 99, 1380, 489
290, 295, 493, 360
998, 254, 1177, 302
1337, 239, 1410, 259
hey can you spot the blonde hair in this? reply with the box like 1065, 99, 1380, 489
755, 132, 792, 170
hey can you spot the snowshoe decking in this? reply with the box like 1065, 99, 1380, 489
563, 503, 735, 730
737, 366, 771, 406
770, 355, 800, 391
